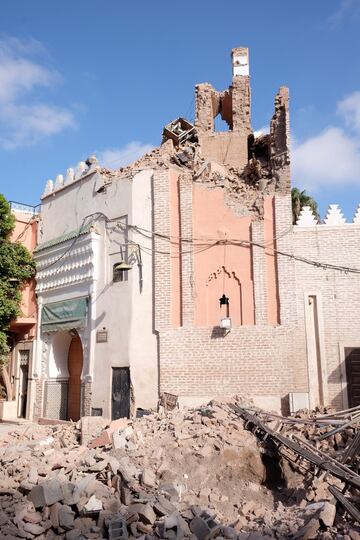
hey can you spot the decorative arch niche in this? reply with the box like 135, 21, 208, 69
205, 266, 242, 327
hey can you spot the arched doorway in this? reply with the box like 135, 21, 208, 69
67, 333, 83, 421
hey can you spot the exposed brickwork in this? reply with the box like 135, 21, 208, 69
179, 173, 194, 327
293, 224, 360, 409
251, 221, 267, 325
81, 380, 92, 417
231, 75, 251, 134
159, 325, 296, 401
195, 83, 216, 133
33, 379, 44, 419
156, 181, 303, 410
153, 170, 172, 332
270, 87, 291, 195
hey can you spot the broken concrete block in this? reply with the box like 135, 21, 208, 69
112, 430, 128, 450
292, 518, 320, 540
23, 522, 46, 535
73, 517, 96, 534
189, 515, 211, 540
65, 529, 83, 540
89, 418, 130, 448
29, 479, 63, 507
23, 511, 42, 524
141, 468, 156, 488
127, 503, 156, 525
108, 516, 128, 540
318, 502, 336, 528
28, 467, 39, 485
59, 504, 75, 530
153, 495, 176, 516
49, 502, 61, 528
81, 416, 108, 446
163, 513, 190, 540
120, 484, 132, 506
84, 494, 103, 513
62, 482, 80, 505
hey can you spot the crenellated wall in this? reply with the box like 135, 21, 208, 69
41, 156, 100, 200
294, 204, 360, 410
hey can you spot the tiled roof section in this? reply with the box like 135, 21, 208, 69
34, 223, 94, 253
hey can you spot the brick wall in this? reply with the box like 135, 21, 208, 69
159, 325, 296, 403
154, 175, 303, 410
293, 223, 360, 409
81, 380, 92, 416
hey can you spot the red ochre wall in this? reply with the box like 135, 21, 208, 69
193, 186, 254, 327
169, 175, 279, 329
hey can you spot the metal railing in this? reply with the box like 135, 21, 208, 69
9, 201, 41, 215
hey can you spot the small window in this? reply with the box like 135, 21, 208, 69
113, 264, 128, 282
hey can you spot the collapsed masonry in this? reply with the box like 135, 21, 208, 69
37, 45, 354, 423
106, 47, 290, 219
1, 400, 360, 539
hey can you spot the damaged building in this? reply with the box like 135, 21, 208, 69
30, 47, 360, 421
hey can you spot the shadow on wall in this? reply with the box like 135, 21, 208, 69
327, 357, 349, 410
48, 331, 72, 378
210, 326, 230, 339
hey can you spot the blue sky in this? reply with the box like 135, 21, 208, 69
1, 1, 360, 221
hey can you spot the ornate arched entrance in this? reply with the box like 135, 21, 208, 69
67, 333, 83, 421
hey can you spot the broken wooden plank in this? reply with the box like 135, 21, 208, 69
329, 485, 360, 524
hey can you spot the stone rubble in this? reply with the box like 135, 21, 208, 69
0, 399, 359, 539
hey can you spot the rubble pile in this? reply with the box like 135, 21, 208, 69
100, 119, 279, 219
0, 400, 360, 539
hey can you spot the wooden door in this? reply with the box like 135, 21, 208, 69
345, 348, 360, 407
67, 334, 83, 421
18, 350, 30, 418
112, 367, 130, 419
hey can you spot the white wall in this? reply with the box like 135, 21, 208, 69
38, 168, 158, 416
48, 331, 72, 378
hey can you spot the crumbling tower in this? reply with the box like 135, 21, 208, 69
230, 47, 251, 134
194, 47, 290, 194
194, 47, 252, 170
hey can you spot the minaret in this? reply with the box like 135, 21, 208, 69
231, 47, 251, 134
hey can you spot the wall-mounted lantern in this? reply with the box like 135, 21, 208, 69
219, 294, 231, 333
113, 243, 143, 292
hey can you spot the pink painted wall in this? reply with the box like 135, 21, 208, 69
10, 213, 37, 327
169, 171, 182, 327
193, 185, 255, 327
264, 197, 280, 325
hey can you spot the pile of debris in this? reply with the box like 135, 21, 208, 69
1, 399, 360, 539
100, 116, 278, 219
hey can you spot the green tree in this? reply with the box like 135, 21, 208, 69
0, 195, 35, 399
291, 187, 320, 225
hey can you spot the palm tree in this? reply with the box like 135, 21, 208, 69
291, 187, 320, 225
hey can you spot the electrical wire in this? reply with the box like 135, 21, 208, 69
36, 212, 360, 276
14, 215, 36, 242
38, 212, 111, 271
127, 223, 360, 275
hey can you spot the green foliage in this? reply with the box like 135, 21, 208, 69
291, 187, 320, 225
0, 195, 15, 239
0, 195, 35, 366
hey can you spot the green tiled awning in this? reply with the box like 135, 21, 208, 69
41, 297, 88, 333
34, 223, 94, 253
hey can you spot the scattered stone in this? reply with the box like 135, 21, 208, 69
29, 479, 63, 507
127, 503, 156, 525
84, 494, 103, 513
292, 518, 320, 540
59, 504, 75, 530
23, 522, 46, 535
